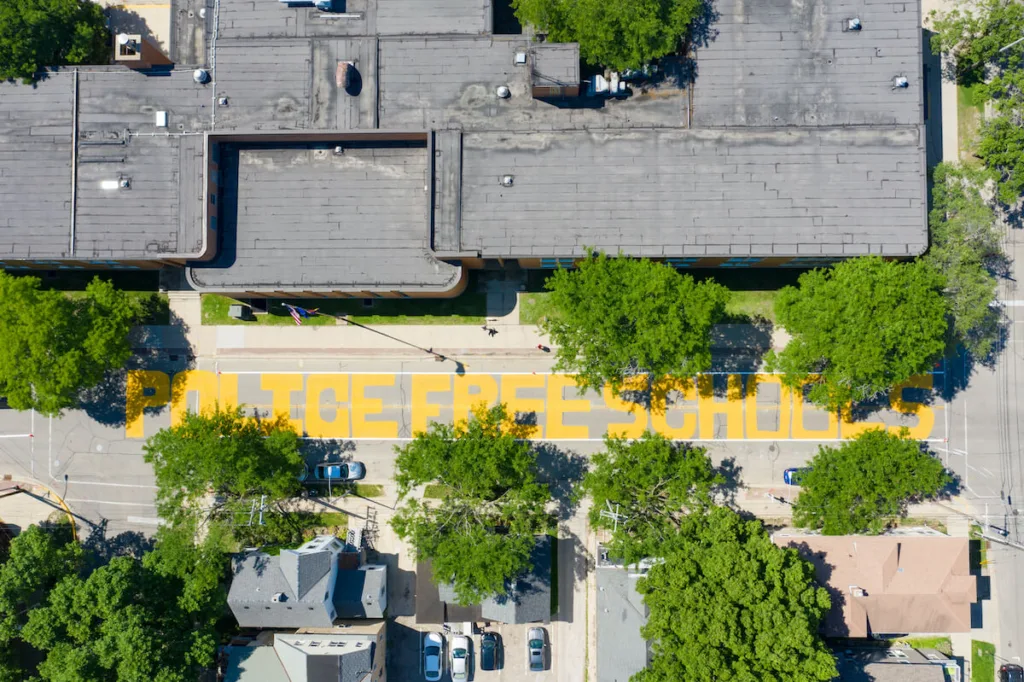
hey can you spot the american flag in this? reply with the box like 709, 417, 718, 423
283, 304, 320, 326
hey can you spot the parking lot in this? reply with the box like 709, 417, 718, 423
388, 619, 555, 681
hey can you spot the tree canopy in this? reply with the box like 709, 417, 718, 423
926, 162, 1004, 358
0, 273, 145, 416
512, 0, 703, 71
391, 404, 552, 604
977, 82, 1024, 206
0, 522, 226, 681
0, 0, 110, 83
929, 0, 1024, 85
768, 256, 948, 411
143, 406, 305, 526
541, 253, 729, 396
580, 431, 721, 562
634, 506, 836, 682
792, 429, 951, 535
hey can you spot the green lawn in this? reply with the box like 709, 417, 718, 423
890, 636, 953, 656
201, 294, 487, 326
518, 289, 779, 325
958, 82, 987, 162
422, 483, 452, 499
724, 290, 778, 323
353, 484, 385, 498
973, 640, 996, 682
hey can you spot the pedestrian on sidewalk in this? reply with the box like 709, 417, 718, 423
537, 344, 550, 352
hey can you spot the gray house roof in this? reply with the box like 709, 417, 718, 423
224, 631, 382, 682
228, 551, 335, 629
596, 553, 651, 682
431, 535, 552, 624
333, 566, 387, 619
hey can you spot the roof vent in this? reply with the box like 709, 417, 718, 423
500, 174, 514, 187
118, 178, 131, 189
892, 75, 909, 89
844, 17, 862, 31
496, 85, 511, 99
218, 97, 229, 106
850, 586, 867, 597
199, 7, 207, 18
155, 111, 167, 127
333, 145, 344, 156
193, 68, 210, 84
514, 52, 527, 66
271, 592, 287, 603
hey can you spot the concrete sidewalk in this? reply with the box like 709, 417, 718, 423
0, 482, 74, 534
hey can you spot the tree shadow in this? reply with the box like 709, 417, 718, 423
532, 443, 588, 521
299, 439, 357, 465
78, 308, 195, 427
709, 319, 773, 373
370, 550, 417, 617
82, 519, 155, 566
786, 540, 844, 635
713, 456, 744, 507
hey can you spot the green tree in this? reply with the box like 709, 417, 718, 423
580, 431, 722, 562
21, 554, 221, 682
541, 253, 729, 396
0, 0, 110, 83
635, 507, 836, 682
926, 163, 1004, 357
977, 97, 1024, 205
0, 274, 145, 416
513, 0, 703, 70
0, 523, 84, 679
391, 404, 552, 604
929, 0, 1024, 84
792, 429, 951, 535
143, 406, 305, 525
767, 256, 948, 411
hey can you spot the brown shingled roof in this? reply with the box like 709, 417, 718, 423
772, 534, 976, 637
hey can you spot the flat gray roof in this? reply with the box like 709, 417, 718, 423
187, 142, 461, 292
692, 0, 923, 128
596, 563, 649, 682
0, 69, 208, 261
459, 127, 926, 258
1, 0, 928, 288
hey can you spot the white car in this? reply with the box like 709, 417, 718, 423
450, 634, 470, 681
423, 632, 443, 681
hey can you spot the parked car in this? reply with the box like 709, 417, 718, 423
423, 632, 443, 681
480, 632, 501, 671
1001, 664, 1024, 682
527, 627, 546, 672
314, 461, 366, 481
783, 467, 810, 485
450, 635, 470, 681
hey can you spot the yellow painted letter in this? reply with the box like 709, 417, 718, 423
501, 374, 547, 438
412, 375, 452, 435
650, 376, 698, 440
125, 370, 170, 438
547, 374, 590, 439
888, 374, 936, 439
352, 374, 399, 438
698, 375, 745, 440
260, 374, 305, 433
170, 370, 220, 426
745, 374, 792, 440
603, 375, 648, 439
305, 374, 350, 438
453, 375, 499, 424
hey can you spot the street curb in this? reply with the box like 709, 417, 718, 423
212, 348, 555, 359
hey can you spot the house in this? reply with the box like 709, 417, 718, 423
228, 535, 387, 629
223, 622, 387, 682
416, 535, 551, 624
0, 0, 927, 294
772, 531, 977, 638
835, 646, 961, 682
595, 546, 653, 682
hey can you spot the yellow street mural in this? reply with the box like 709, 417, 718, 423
124, 371, 941, 441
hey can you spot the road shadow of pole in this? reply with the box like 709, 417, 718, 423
330, 314, 468, 370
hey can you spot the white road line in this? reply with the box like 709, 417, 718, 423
65, 480, 157, 489
999, 300, 1024, 307
220, 370, 947, 376
0, 434, 32, 439
297, 437, 950, 443
126, 516, 164, 526
64, 498, 156, 507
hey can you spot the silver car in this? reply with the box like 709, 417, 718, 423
450, 634, 470, 681
527, 627, 546, 672
423, 632, 443, 681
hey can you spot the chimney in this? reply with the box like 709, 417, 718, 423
113, 33, 173, 70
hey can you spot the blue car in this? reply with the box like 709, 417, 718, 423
314, 461, 366, 481
783, 468, 810, 486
